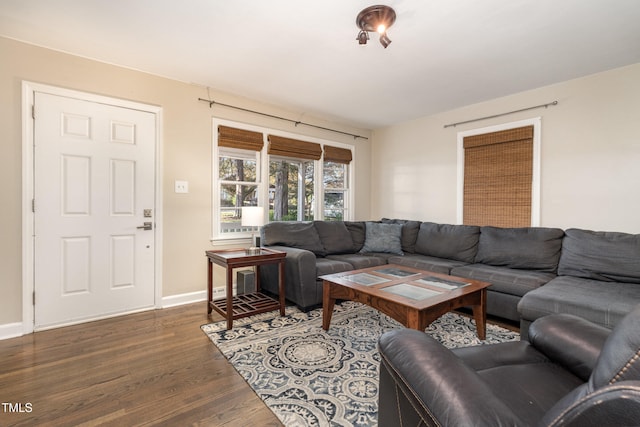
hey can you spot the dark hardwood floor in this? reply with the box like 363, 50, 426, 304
0, 302, 282, 426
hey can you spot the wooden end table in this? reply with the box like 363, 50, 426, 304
206, 248, 286, 329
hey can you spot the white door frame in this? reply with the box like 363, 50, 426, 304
21, 81, 163, 334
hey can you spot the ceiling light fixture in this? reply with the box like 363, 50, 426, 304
356, 5, 396, 48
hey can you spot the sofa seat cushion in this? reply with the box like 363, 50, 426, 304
315, 258, 354, 277
518, 276, 640, 329
451, 264, 555, 297
387, 254, 467, 275
452, 342, 584, 426
558, 228, 640, 283
415, 222, 480, 263
326, 253, 387, 270
479, 358, 584, 426
475, 226, 564, 272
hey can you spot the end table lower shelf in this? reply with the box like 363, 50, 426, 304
210, 292, 281, 319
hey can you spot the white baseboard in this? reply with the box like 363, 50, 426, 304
0, 322, 24, 340
0, 290, 215, 340
160, 290, 208, 308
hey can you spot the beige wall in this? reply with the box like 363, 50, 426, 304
0, 37, 372, 326
372, 63, 640, 234
3, 34, 638, 330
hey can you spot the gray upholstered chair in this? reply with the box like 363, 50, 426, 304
378, 304, 640, 426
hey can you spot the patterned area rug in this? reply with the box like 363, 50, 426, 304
201, 301, 519, 427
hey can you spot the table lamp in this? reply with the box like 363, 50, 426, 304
241, 206, 264, 254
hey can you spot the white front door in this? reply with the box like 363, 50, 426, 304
33, 92, 157, 330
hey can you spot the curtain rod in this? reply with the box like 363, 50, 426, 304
198, 98, 368, 140
443, 101, 558, 129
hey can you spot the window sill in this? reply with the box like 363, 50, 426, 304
209, 237, 252, 247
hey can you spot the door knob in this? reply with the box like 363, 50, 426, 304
137, 222, 153, 230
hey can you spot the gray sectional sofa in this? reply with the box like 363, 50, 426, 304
258, 219, 640, 337
518, 228, 640, 337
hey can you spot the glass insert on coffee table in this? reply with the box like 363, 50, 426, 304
321, 264, 490, 339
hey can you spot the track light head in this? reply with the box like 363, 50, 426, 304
357, 30, 369, 45
379, 32, 391, 48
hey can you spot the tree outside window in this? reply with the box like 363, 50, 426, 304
269, 158, 314, 221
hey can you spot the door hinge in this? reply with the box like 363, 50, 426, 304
32, 105, 35, 120
33, 291, 35, 306
32, 199, 35, 213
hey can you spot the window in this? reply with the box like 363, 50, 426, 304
323, 162, 347, 220
323, 146, 353, 220
269, 157, 315, 221
214, 125, 264, 240
457, 118, 541, 227
212, 120, 354, 242
267, 134, 322, 222
218, 147, 260, 233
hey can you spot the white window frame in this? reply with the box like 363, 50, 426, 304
211, 118, 354, 245
456, 117, 541, 226
322, 160, 350, 220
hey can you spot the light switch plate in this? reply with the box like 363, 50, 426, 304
174, 180, 189, 193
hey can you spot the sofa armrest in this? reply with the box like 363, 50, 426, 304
260, 245, 317, 307
541, 380, 640, 427
378, 329, 521, 427
528, 313, 610, 381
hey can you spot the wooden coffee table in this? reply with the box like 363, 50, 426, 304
321, 264, 490, 339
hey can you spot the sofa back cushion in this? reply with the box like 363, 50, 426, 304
360, 222, 404, 255
345, 221, 366, 252
558, 228, 640, 283
381, 218, 421, 254
261, 222, 326, 256
475, 226, 564, 272
415, 222, 480, 263
313, 221, 354, 255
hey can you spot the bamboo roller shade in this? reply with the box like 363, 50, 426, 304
463, 125, 533, 227
218, 125, 264, 151
323, 146, 353, 164
463, 125, 534, 149
219, 125, 349, 163
268, 135, 322, 160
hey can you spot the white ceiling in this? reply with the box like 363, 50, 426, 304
2, 0, 640, 129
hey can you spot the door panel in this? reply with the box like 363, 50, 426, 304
34, 92, 156, 329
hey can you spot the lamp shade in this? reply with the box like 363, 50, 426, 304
241, 206, 265, 227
